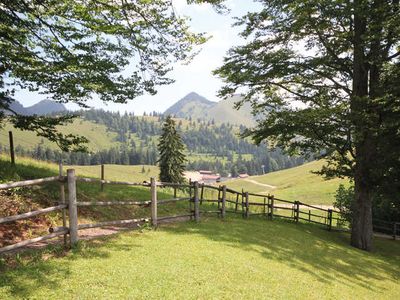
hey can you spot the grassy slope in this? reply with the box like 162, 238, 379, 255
0, 154, 158, 183
70, 164, 159, 183
0, 115, 245, 163
225, 160, 349, 205
0, 120, 119, 151
1, 217, 399, 299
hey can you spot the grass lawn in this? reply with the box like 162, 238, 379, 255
1, 217, 399, 299
225, 160, 350, 205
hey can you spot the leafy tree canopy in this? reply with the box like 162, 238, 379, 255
0, 0, 221, 151
215, 0, 400, 250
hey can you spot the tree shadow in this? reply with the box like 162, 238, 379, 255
0, 232, 146, 298
161, 216, 400, 293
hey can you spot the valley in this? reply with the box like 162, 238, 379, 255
0, 93, 308, 177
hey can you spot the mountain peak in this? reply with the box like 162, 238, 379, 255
1, 97, 67, 116
164, 93, 254, 126
164, 92, 215, 118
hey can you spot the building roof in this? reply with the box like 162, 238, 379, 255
199, 170, 213, 174
238, 173, 249, 178
202, 174, 221, 180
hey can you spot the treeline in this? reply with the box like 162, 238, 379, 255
2, 109, 310, 175
79, 109, 309, 175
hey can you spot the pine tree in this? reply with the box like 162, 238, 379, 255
157, 116, 186, 183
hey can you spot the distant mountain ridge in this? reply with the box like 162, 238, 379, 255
164, 92, 255, 127
2, 98, 67, 115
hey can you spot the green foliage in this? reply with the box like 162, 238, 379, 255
215, 0, 400, 180
214, 0, 400, 250
157, 116, 186, 183
334, 184, 355, 225
0, 0, 209, 150
1, 218, 399, 299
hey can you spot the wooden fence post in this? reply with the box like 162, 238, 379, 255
295, 201, 300, 223
59, 163, 67, 247
235, 193, 239, 212
173, 186, 177, 199
189, 181, 193, 218
67, 169, 78, 245
194, 181, 200, 222
217, 186, 221, 211
221, 185, 226, 219
151, 177, 157, 227
263, 197, 266, 217
245, 192, 249, 218
200, 183, 204, 205
241, 192, 245, 218
270, 195, 274, 220
8, 131, 15, 166
328, 209, 333, 231
101, 164, 105, 191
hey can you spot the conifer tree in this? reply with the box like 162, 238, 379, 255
157, 116, 186, 183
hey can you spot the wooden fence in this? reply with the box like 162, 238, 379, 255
1, 167, 399, 254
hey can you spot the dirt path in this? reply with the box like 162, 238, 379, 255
244, 178, 276, 189
4, 217, 192, 254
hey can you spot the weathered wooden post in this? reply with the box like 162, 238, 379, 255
173, 186, 177, 199
188, 181, 193, 218
270, 195, 274, 220
194, 181, 200, 222
263, 197, 266, 217
221, 185, 226, 219
309, 210, 311, 221
100, 164, 105, 191
8, 131, 15, 166
200, 183, 204, 205
328, 209, 333, 231
59, 163, 67, 247
241, 192, 245, 218
217, 186, 221, 211
245, 192, 249, 218
393, 222, 397, 240
235, 192, 239, 212
295, 201, 300, 223
151, 177, 157, 227
67, 169, 78, 245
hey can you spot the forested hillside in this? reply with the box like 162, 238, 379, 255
0, 109, 308, 176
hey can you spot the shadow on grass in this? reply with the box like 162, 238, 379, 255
161, 215, 400, 293
0, 231, 147, 298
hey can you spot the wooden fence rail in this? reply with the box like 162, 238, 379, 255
1, 168, 399, 255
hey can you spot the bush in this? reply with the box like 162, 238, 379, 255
333, 184, 354, 226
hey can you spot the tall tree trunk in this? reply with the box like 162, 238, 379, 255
351, 145, 373, 251
350, 0, 374, 251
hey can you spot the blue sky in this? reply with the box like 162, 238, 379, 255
14, 0, 260, 115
